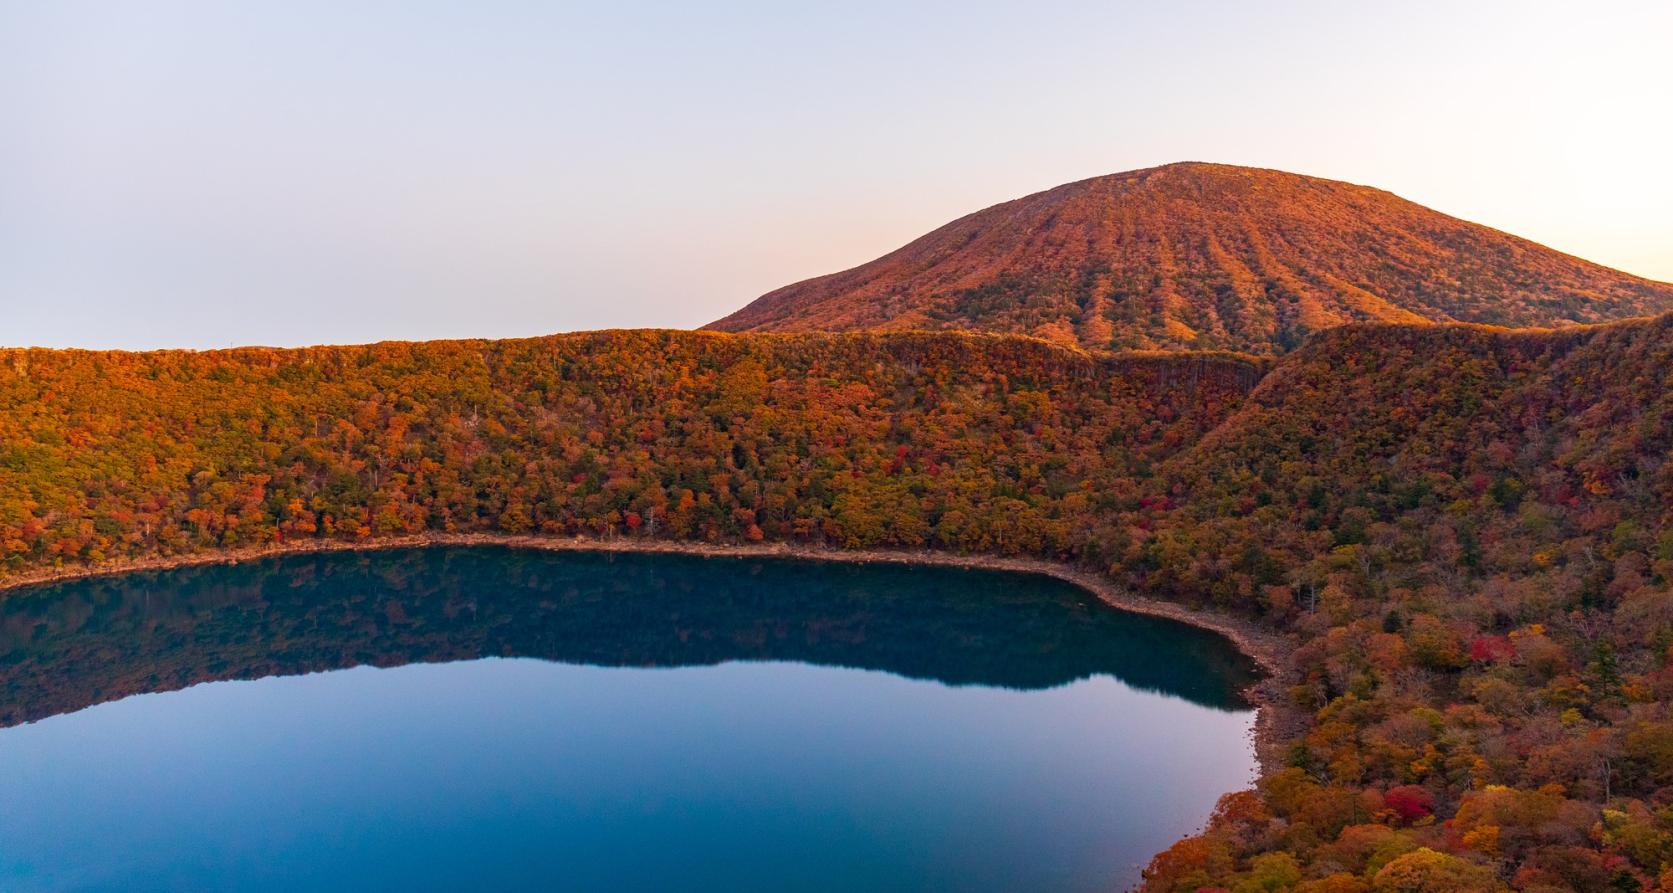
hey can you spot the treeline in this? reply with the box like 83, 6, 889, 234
3, 317, 1672, 891
0, 330, 1255, 572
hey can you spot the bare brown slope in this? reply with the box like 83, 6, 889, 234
707, 162, 1673, 354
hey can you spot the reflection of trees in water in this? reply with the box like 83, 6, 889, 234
0, 547, 1259, 726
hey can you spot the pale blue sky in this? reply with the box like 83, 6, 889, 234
4, 1, 1670, 350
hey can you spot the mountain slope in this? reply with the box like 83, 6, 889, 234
1134, 313, 1673, 891
708, 162, 1673, 353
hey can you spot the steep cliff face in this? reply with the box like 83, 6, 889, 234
709, 163, 1673, 354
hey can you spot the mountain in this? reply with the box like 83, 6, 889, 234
707, 162, 1673, 353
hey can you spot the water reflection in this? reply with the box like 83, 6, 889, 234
0, 547, 1263, 892
0, 546, 1258, 727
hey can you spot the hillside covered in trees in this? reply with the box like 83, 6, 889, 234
1138, 315, 1673, 892
0, 330, 1260, 571
3, 317, 1673, 891
708, 163, 1673, 355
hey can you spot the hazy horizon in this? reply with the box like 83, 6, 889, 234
6, 1, 1671, 351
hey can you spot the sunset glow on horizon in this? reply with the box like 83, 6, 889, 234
4, 0, 1670, 350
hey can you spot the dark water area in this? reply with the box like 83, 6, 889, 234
0, 547, 1260, 892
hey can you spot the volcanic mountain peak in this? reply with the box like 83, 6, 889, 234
707, 162, 1673, 354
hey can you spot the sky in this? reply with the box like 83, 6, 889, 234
3, 0, 1671, 351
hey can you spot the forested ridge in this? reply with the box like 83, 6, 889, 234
4, 318, 1673, 891
0, 330, 1259, 569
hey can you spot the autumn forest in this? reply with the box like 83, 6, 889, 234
4, 310, 1673, 891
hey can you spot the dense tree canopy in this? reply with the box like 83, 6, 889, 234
1139, 315, 1673, 892
3, 315, 1672, 891
0, 330, 1256, 570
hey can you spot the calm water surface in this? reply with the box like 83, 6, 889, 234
0, 547, 1259, 892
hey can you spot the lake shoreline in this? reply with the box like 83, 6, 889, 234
0, 533, 1299, 774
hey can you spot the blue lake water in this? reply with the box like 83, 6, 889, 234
0, 547, 1259, 892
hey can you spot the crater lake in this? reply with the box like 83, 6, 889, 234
0, 546, 1260, 892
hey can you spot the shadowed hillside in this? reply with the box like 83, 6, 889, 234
708, 163, 1673, 354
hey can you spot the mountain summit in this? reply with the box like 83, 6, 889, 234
707, 162, 1673, 353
